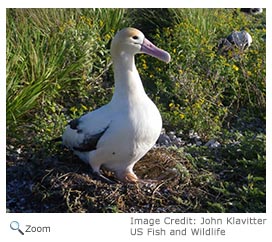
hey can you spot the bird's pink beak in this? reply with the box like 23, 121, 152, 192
140, 38, 171, 63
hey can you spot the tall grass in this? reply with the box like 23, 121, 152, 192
136, 8, 266, 136
6, 8, 126, 127
6, 8, 266, 138
170, 9, 221, 40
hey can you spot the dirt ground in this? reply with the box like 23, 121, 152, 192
7, 143, 212, 213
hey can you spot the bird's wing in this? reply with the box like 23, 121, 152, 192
62, 105, 112, 152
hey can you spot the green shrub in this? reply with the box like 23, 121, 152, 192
137, 9, 265, 138
6, 8, 126, 131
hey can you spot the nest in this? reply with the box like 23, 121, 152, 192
7, 144, 213, 213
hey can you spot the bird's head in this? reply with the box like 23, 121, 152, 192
110, 27, 171, 63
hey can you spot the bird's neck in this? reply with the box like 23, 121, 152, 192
111, 52, 146, 103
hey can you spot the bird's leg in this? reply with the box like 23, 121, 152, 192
117, 171, 160, 184
89, 165, 116, 184
118, 171, 139, 183
92, 171, 116, 184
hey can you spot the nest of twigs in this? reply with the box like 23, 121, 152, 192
7, 144, 213, 213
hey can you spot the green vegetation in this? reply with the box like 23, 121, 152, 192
6, 9, 265, 212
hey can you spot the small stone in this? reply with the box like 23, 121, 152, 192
157, 133, 172, 146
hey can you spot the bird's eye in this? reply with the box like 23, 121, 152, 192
132, 36, 139, 40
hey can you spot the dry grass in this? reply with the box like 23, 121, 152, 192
7, 142, 215, 213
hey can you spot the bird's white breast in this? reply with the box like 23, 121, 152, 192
94, 95, 162, 171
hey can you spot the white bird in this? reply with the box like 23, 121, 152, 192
226, 30, 252, 50
218, 30, 252, 54
62, 27, 171, 183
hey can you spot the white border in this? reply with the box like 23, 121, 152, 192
2, 0, 270, 8
1, 1, 271, 242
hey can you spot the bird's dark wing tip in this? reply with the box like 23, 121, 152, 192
73, 126, 110, 152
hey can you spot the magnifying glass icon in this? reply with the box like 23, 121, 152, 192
10, 221, 24, 235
